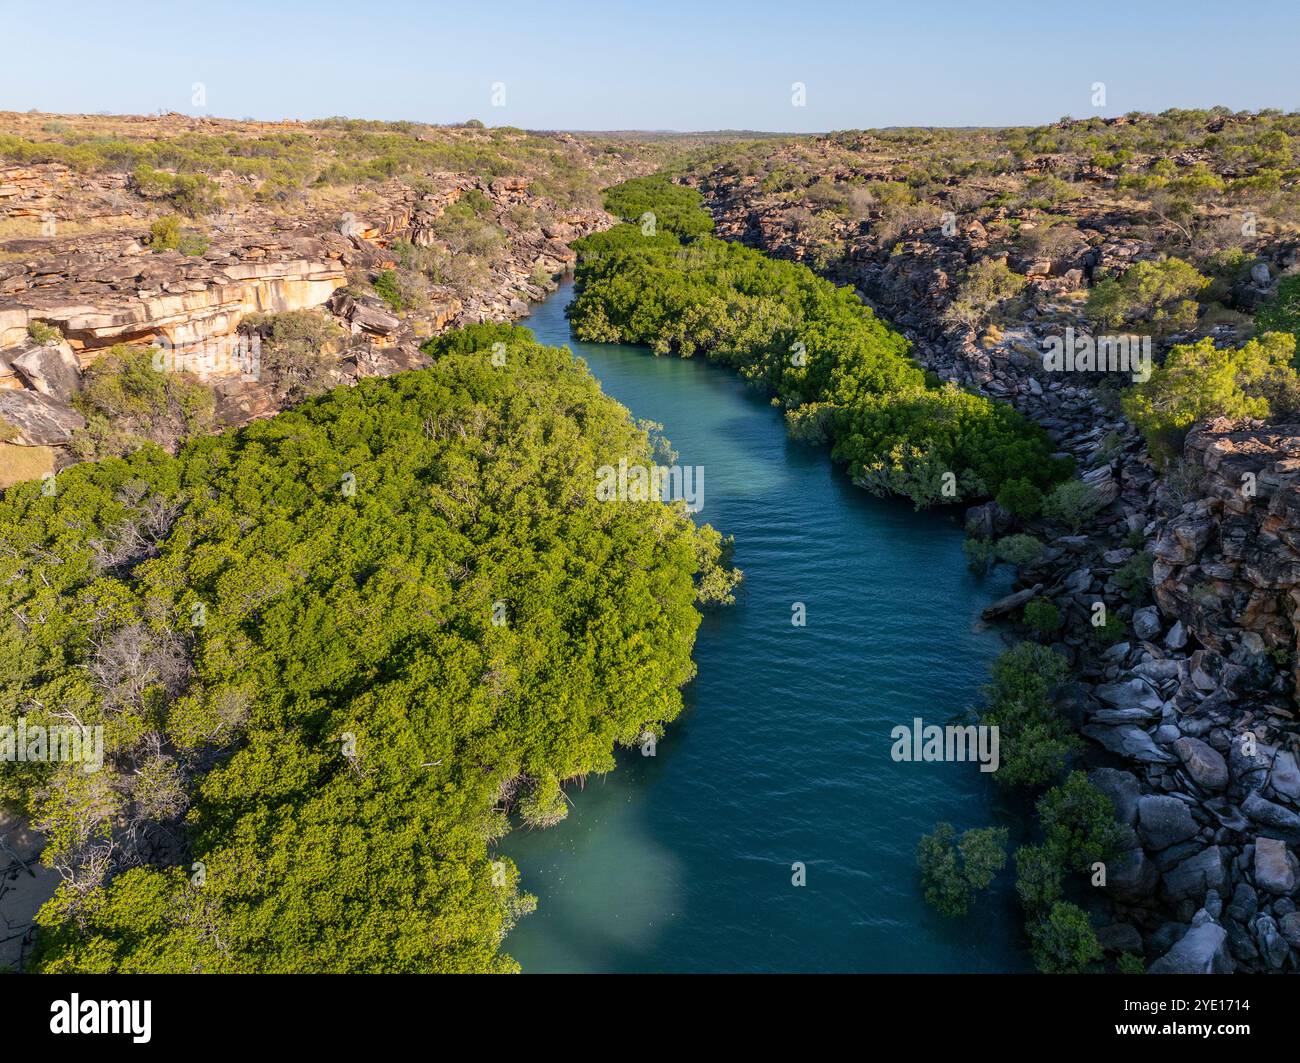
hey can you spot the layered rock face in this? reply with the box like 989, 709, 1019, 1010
0, 254, 346, 350
1154, 420, 1300, 684
0, 156, 618, 483
0, 161, 135, 228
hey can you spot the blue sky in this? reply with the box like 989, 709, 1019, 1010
2, 0, 1296, 130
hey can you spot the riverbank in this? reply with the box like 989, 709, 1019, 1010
690, 167, 1300, 972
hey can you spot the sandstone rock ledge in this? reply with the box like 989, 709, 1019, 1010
0, 162, 618, 488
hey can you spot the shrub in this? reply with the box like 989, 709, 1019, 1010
240, 309, 343, 402
70, 344, 215, 459
569, 178, 1065, 509
1257, 274, 1300, 343
1037, 772, 1123, 875
133, 166, 224, 216
994, 533, 1044, 568
146, 215, 208, 255
917, 822, 1009, 918
1014, 844, 1064, 916
255, 175, 301, 203
1042, 479, 1103, 531
1113, 550, 1154, 603
518, 774, 568, 828
1116, 953, 1146, 974
1085, 278, 1126, 331
693, 524, 743, 606
1086, 257, 1207, 336
1165, 164, 1225, 200
1090, 610, 1127, 645
1123, 333, 1300, 463
148, 214, 182, 251
17, 327, 718, 972
393, 201, 505, 294
178, 232, 209, 256
372, 269, 405, 312
977, 643, 1078, 789
26, 320, 62, 346
603, 175, 715, 239
996, 477, 1044, 518
421, 321, 530, 359
1029, 901, 1104, 973
866, 180, 915, 208
1022, 598, 1062, 635
243, 308, 340, 350
943, 259, 1028, 329
964, 537, 995, 575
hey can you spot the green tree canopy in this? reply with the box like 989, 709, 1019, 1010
5, 324, 733, 972
570, 177, 1066, 508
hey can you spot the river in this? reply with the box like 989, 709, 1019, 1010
499, 278, 1030, 972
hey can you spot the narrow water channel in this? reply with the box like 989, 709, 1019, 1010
500, 279, 1030, 972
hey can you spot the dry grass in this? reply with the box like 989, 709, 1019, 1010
0, 442, 55, 489
0, 215, 135, 240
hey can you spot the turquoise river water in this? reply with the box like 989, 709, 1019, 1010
499, 279, 1030, 972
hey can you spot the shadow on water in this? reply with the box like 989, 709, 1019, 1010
499, 279, 1032, 972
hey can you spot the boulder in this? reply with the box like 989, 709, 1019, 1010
1089, 767, 1141, 825
1164, 620, 1188, 650
1093, 707, 1162, 725
1096, 922, 1143, 954
1279, 911, 1300, 950
329, 291, 401, 336
1148, 910, 1233, 974
1109, 846, 1160, 902
1132, 606, 1161, 640
1269, 750, 1300, 802
964, 501, 1013, 540
1153, 724, 1181, 745
1229, 737, 1274, 787
1253, 913, 1290, 969
9, 340, 81, 401
1162, 845, 1228, 905
1054, 682, 1099, 729
1063, 567, 1092, 594
0, 388, 85, 445
1137, 794, 1200, 850
1227, 921, 1260, 964
1203, 797, 1251, 832
980, 583, 1042, 620
1083, 724, 1177, 764
1253, 837, 1298, 895
1132, 658, 1180, 684
1094, 678, 1162, 713
1227, 881, 1259, 923
349, 301, 401, 335
1242, 790, 1300, 840
1173, 736, 1229, 791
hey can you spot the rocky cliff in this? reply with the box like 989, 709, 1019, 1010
0, 121, 644, 485
1155, 420, 1300, 684
684, 131, 1300, 972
